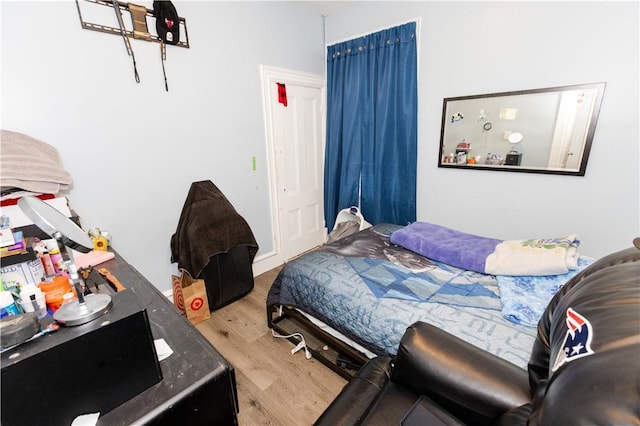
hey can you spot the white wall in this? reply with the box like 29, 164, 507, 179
325, 1, 639, 259
3, 1, 638, 294
1, 1, 325, 292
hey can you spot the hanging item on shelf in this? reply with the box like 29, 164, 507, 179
153, 1, 179, 91
153, 1, 180, 45
129, 3, 152, 40
158, 42, 169, 92
111, 0, 140, 83
75, 0, 190, 48
75, 0, 190, 90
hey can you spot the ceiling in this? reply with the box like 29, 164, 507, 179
293, 1, 352, 16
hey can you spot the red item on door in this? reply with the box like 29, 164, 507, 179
277, 83, 288, 106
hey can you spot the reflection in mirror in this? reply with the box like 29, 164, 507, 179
438, 82, 606, 176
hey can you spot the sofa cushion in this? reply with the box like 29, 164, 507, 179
360, 382, 432, 426
392, 322, 529, 425
527, 246, 640, 390
314, 356, 392, 426
528, 249, 640, 424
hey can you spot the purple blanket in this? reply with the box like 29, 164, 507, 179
389, 222, 502, 274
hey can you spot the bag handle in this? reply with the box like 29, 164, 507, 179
179, 268, 193, 278
179, 268, 198, 285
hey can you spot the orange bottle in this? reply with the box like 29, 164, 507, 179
39, 276, 73, 312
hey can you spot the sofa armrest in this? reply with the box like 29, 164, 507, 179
314, 356, 392, 426
392, 322, 530, 425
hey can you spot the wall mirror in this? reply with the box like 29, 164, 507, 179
438, 82, 606, 176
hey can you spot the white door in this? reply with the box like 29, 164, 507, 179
548, 89, 597, 170
262, 67, 326, 262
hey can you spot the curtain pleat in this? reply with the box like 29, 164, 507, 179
325, 22, 417, 231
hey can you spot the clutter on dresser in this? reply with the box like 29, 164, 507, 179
0, 131, 238, 425
1, 249, 239, 426
0, 196, 171, 425
0, 194, 124, 337
87, 226, 111, 251
16, 196, 113, 326
0, 219, 119, 322
0, 199, 164, 425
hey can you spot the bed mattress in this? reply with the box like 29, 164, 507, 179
267, 224, 538, 368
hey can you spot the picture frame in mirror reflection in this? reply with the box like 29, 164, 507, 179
438, 82, 606, 176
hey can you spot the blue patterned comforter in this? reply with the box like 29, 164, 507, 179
496, 256, 594, 327
267, 224, 537, 368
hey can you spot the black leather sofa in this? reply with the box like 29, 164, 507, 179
315, 239, 640, 426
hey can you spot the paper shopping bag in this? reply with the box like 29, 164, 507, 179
171, 273, 186, 314
171, 269, 210, 325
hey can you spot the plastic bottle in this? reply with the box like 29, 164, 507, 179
62, 292, 76, 305
20, 285, 48, 318
49, 249, 66, 274
0, 291, 20, 318
39, 276, 72, 312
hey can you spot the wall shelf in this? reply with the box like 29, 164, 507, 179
75, 0, 190, 49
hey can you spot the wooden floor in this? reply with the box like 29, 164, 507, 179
196, 267, 347, 426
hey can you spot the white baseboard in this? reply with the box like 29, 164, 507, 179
251, 251, 283, 276
162, 289, 173, 302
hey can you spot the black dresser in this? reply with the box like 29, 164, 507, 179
1, 250, 239, 425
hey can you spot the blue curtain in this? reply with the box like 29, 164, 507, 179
324, 22, 417, 232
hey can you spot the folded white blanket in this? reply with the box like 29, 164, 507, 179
0, 130, 72, 193
485, 235, 580, 276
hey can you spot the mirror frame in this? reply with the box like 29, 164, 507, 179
437, 82, 606, 176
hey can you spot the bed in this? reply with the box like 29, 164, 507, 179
266, 223, 590, 378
